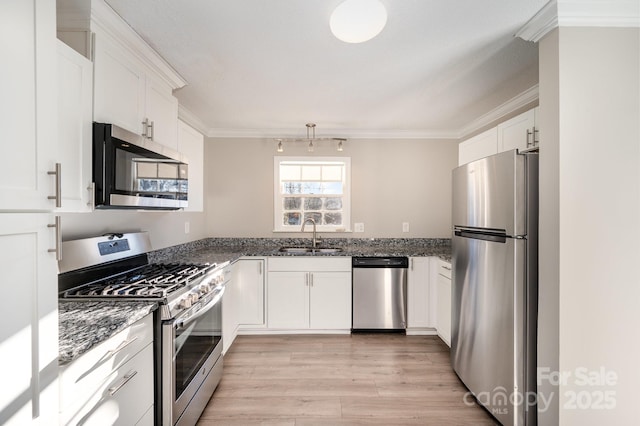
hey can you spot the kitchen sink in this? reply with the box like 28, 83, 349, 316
279, 247, 343, 254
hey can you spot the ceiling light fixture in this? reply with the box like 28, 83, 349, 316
330, 0, 387, 44
274, 123, 347, 153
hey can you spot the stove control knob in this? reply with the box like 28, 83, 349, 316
190, 293, 199, 304
180, 298, 192, 309
200, 283, 211, 294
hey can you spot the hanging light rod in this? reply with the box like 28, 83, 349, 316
274, 123, 347, 153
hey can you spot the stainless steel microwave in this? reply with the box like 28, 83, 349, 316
93, 122, 188, 210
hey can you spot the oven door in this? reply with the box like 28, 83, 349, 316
162, 287, 224, 425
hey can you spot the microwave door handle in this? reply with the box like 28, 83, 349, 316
174, 286, 225, 331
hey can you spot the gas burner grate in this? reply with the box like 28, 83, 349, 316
65, 262, 214, 299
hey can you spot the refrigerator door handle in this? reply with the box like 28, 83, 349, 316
454, 227, 508, 243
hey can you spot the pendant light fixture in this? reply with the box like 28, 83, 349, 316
274, 123, 347, 153
330, 0, 387, 44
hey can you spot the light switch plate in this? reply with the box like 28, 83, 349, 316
402, 222, 410, 233
354, 223, 365, 233
184, 221, 190, 234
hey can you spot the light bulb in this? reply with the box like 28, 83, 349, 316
308, 140, 314, 152
330, 0, 387, 44
276, 140, 284, 152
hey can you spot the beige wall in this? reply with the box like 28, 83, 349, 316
539, 27, 640, 425
204, 137, 458, 238
61, 210, 207, 250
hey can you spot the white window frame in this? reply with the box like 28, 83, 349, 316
273, 156, 351, 232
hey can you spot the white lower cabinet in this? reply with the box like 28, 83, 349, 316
267, 257, 351, 331
222, 271, 239, 354
436, 260, 452, 347
0, 214, 59, 425
235, 258, 266, 328
59, 315, 154, 426
407, 256, 432, 331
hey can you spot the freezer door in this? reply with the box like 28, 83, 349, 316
451, 232, 533, 426
452, 149, 526, 236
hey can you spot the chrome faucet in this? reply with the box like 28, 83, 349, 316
301, 217, 320, 248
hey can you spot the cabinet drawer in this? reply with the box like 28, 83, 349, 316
268, 256, 351, 272
61, 344, 154, 425
438, 260, 452, 279
59, 314, 153, 411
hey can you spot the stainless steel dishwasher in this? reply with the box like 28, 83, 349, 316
352, 257, 409, 331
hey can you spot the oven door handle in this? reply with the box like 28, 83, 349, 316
174, 285, 225, 331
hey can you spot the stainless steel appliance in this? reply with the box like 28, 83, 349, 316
352, 257, 408, 330
93, 122, 189, 210
58, 232, 227, 426
451, 149, 538, 426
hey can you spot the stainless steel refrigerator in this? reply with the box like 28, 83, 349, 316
451, 149, 538, 426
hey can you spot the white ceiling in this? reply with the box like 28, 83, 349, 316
104, 0, 548, 138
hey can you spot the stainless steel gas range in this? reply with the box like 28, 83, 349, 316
58, 232, 227, 426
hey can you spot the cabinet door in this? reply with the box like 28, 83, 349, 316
407, 257, 431, 328
309, 272, 351, 330
267, 272, 308, 329
57, 41, 93, 212
0, 214, 58, 425
236, 259, 265, 327
145, 79, 178, 150
497, 108, 536, 153
93, 34, 145, 135
458, 127, 498, 166
0, 0, 57, 211
222, 275, 238, 354
436, 272, 452, 347
177, 120, 204, 212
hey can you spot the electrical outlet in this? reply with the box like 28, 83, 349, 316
184, 221, 190, 234
402, 222, 410, 233
354, 223, 365, 233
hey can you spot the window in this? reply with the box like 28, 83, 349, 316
274, 157, 351, 232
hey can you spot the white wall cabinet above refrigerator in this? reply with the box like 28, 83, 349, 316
0, 0, 58, 211
458, 107, 539, 166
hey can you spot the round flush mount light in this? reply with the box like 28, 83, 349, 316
330, 0, 387, 44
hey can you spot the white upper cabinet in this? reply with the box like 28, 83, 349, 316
145, 79, 179, 150
497, 107, 538, 152
177, 120, 204, 212
458, 127, 498, 166
57, 40, 93, 212
459, 107, 539, 166
0, 0, 58, 211
90, 0, 186, 150
93, 34, 146, 135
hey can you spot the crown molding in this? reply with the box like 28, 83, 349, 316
90, 0, 187, 90
178, 105, 210, 136
517, 0, 640, 42
204, 127, 459, 140
458, 85, 539, 139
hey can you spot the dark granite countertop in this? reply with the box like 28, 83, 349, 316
58, 301, 157, 365
149, 237, 452, 266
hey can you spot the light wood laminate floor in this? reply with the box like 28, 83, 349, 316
197, 334, 497, 425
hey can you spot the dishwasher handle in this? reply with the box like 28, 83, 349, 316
352, 257, 409, 268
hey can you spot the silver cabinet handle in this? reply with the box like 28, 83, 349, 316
108, 370, 137, 396
310, 273, 313, 287
48, 216, 62, 261
48, 163, 61, 207
259, 261, 263, 275
87, 182, 95, 209
141, 118, 149, 137
410, 258, 414, 270
442, 265, 452, 271
305, 273, 308, 286
526, 129, 533, 147
149, 120, 154, 140
106, 336, 138, 359
533, 126, 539, 145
